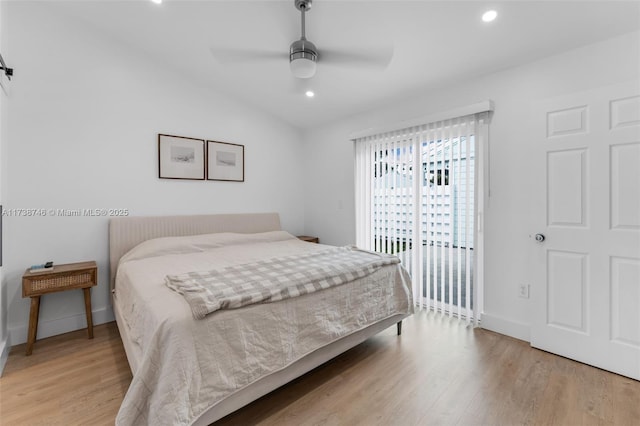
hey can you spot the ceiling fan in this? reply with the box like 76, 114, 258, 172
210, 0, 393, 79
289, 0, 319, 78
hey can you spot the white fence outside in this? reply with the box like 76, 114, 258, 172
373, 156, 475, 249
372, 136, 475, 248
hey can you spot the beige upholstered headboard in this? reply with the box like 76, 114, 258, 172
109, 212, 281, 290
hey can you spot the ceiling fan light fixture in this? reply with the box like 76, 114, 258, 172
289, 38, 317, 79
290, 56, 317, 79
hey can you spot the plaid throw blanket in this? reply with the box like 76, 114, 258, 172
165, 246, 401, 319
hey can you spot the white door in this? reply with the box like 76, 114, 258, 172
531, 81, 640, 380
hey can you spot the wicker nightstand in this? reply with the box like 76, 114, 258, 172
297, 235, 319, 244
22, 261, 97, 355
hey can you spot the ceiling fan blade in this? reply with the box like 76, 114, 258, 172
209, 47, 288, 64
319, 45, 394, 69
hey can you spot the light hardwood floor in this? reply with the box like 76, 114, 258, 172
1, 311, 638, 425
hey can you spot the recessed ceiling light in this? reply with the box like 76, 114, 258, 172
482, 10, 497, 22
151, 0, 162, 4
305, 91, 315, 98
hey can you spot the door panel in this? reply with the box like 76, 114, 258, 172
610, 256, 640, 347
610, 95, 640, 129
611, 142, 640, 230
531, 81, 640, 380
546, 105, 588, 137
546, 250, 588, 333
547, 149, 586, 227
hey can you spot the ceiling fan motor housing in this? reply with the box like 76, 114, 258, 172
290, 38, 317, 62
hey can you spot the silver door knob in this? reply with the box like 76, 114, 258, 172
535, 233, 545, 242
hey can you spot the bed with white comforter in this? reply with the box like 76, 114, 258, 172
113, 228, 412, 425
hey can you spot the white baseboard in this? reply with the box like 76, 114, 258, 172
481, 312, 530, 342
8, 306, 115, 347
0, 334, 10, 377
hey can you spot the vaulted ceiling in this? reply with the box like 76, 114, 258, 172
52, 0, 640, 129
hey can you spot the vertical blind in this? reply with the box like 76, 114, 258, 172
354, 112, 489, 323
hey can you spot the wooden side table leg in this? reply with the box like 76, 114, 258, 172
83, 288, 94, 339
26, 296, 41, 356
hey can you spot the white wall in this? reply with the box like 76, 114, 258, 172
0, 0, 9, 373
302, 31, 640, 340
3, 2, 305, 346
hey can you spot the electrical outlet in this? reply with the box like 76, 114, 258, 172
518, 284, 530, 299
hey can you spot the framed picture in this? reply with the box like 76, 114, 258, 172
158, 134, 205, 180
207, 140, 245, 182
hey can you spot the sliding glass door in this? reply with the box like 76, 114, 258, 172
355, 113, 488, 322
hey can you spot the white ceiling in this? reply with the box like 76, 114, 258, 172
51, 0, 640, 129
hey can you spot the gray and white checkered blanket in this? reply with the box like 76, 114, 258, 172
165, 246, 401, 319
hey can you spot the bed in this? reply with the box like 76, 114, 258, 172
109, 213, 413, 425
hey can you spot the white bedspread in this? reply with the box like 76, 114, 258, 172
114, 231, 413, 426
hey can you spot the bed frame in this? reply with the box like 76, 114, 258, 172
109, 212, 408, 425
